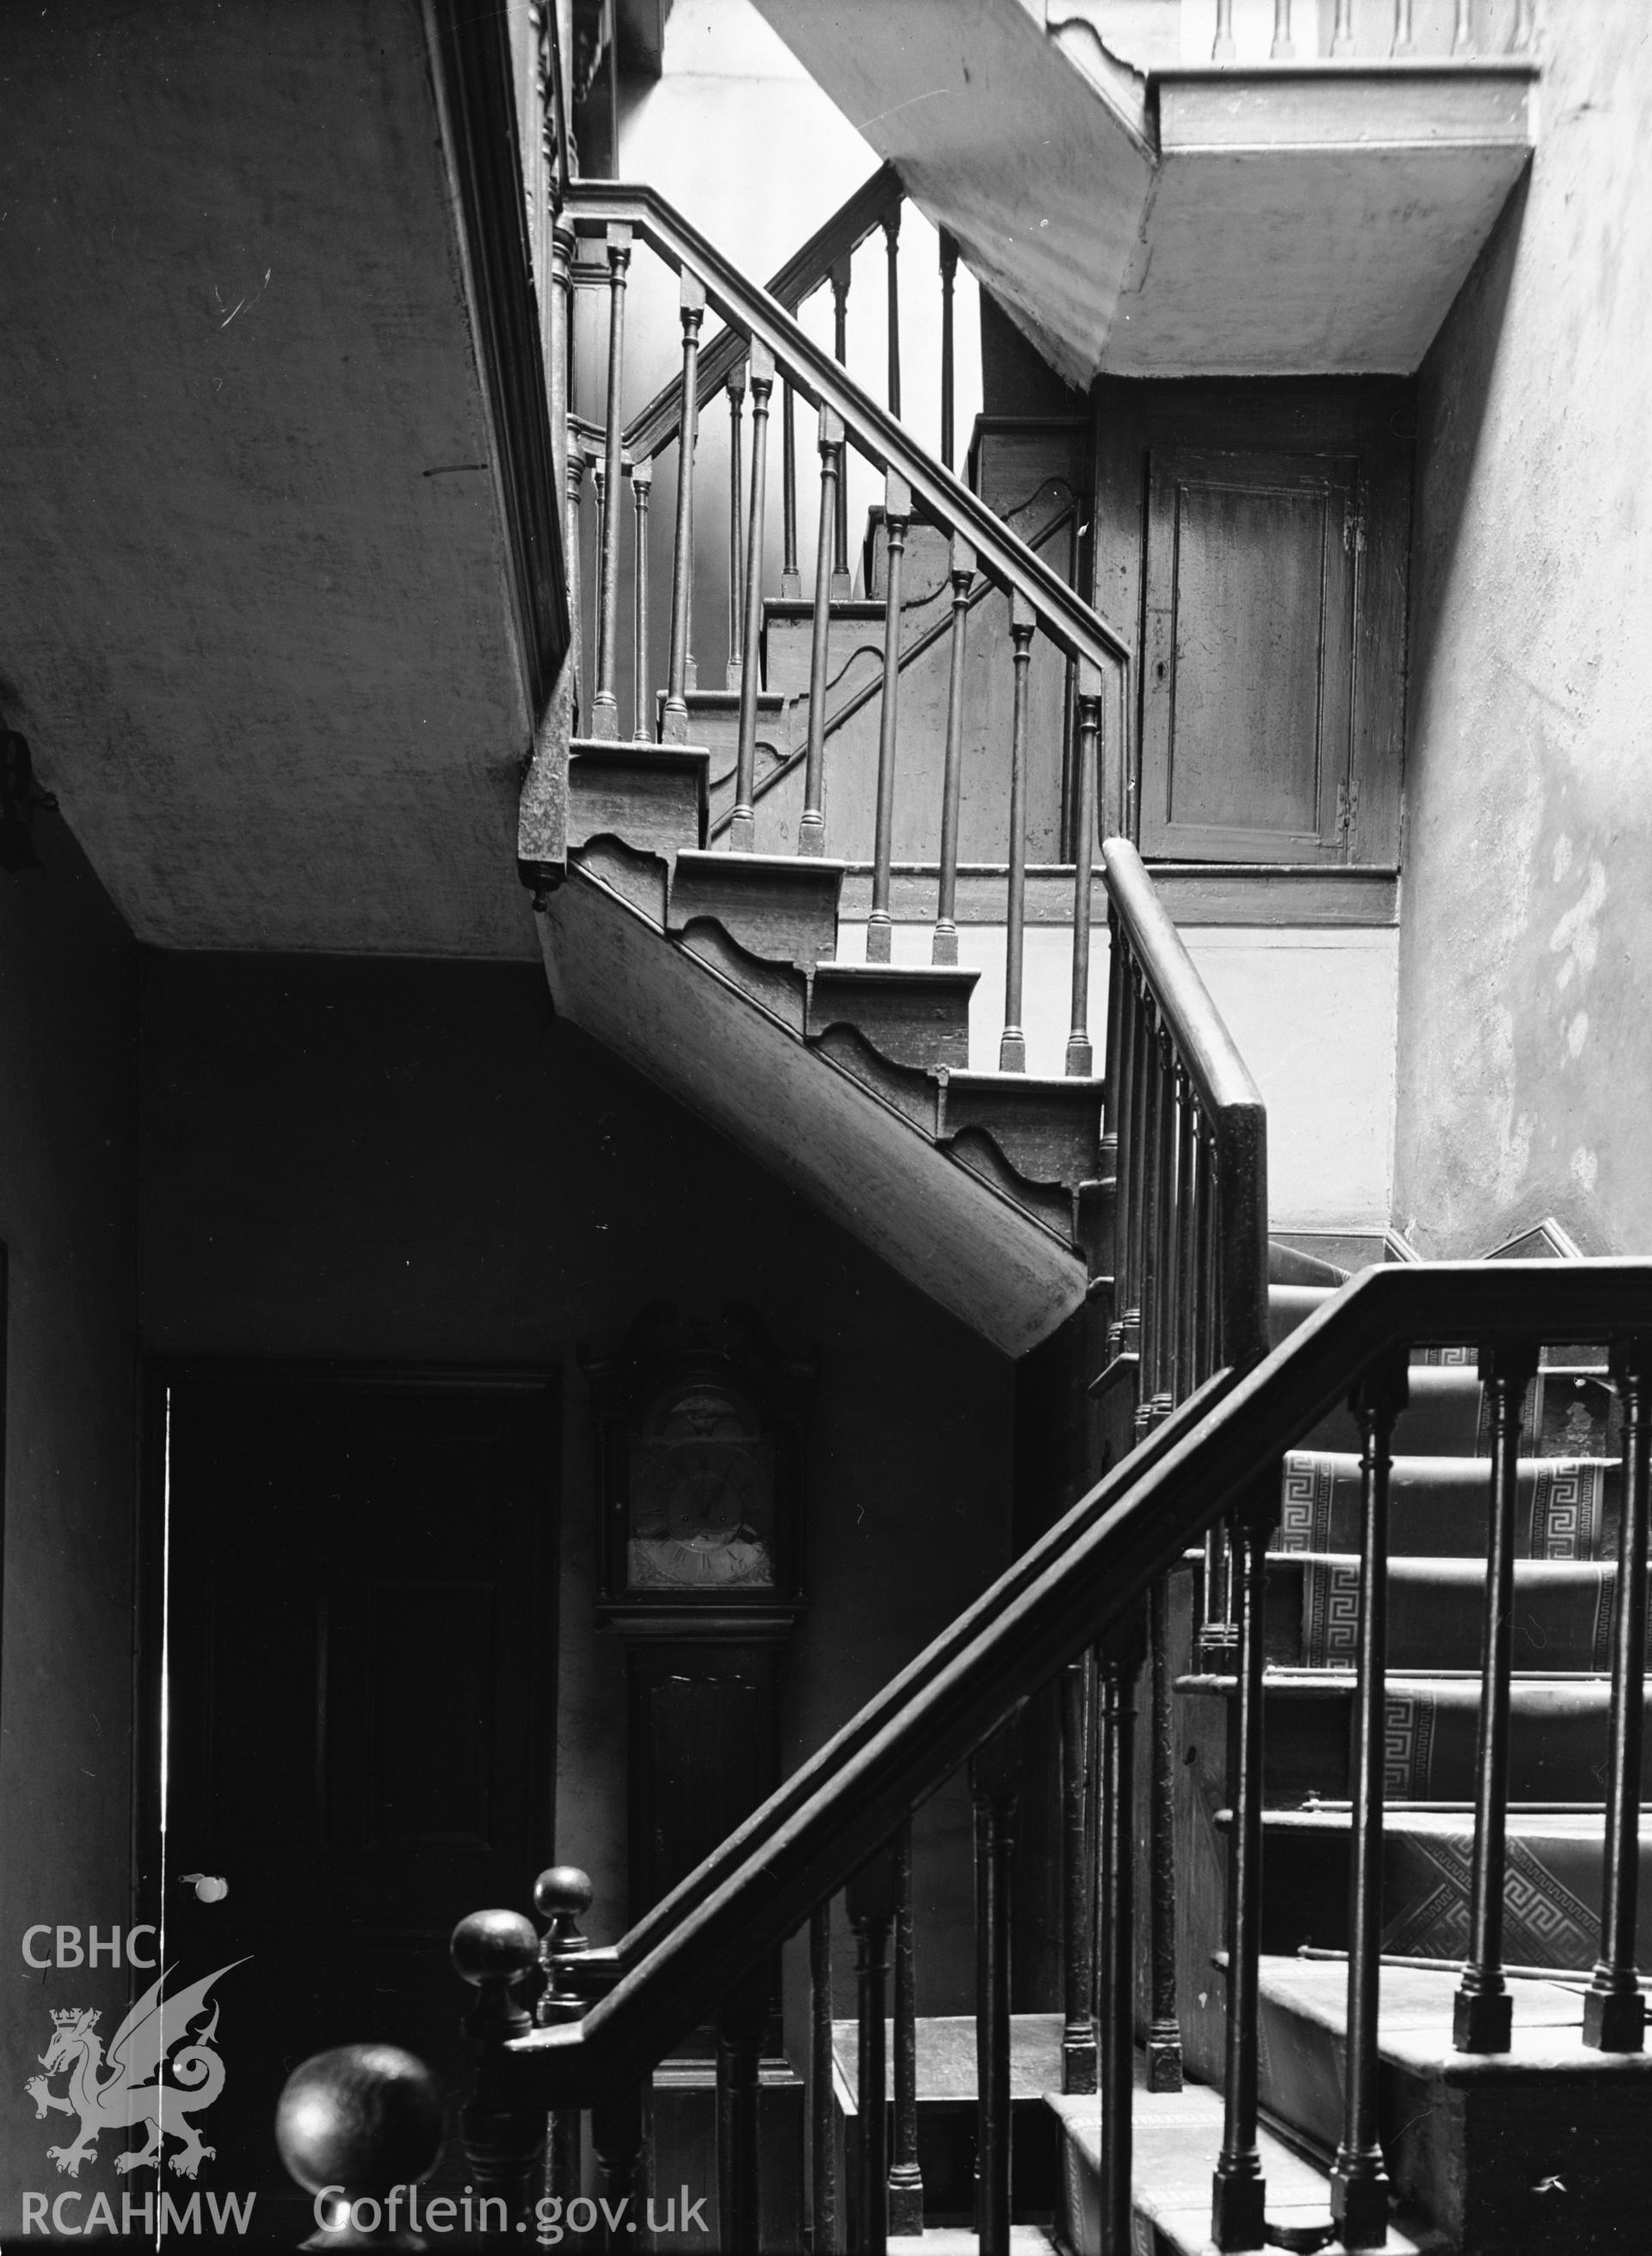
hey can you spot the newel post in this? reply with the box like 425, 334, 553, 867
534, 1866, 595, 2210
452, 1908, 544, 2221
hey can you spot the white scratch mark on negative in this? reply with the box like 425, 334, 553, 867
857, 87, 952, 131
214, 268, 272, 329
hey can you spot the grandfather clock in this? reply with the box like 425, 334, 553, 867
586, 1302, 812, 1941
586, 1305, 812, 2249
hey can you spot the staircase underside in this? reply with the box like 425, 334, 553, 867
540, 841, 1093, 1357
749, 0, 1534, 382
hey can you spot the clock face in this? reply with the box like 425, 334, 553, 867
626, 1385, 777, 1593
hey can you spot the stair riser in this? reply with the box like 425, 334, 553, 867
1180, 1679, 1652, 1804
1256, 1819, 1652, 1969
1266, 1556, 1649, 1672
1279, 1453, 1620, 1558
1256, 1983, 1652, 2254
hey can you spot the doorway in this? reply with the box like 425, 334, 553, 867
137, 1367, 558, 2238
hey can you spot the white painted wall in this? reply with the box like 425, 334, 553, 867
838, 916, 1399, 1231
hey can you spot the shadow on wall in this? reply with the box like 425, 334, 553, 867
1404, 166, 1529, 749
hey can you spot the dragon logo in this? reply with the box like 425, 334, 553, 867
24, 1960, 246, 2180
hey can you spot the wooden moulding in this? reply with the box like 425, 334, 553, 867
805, 963, 978, 1072
566, 739, 711, 856
936, 1069, 1105, 1193
668, 848, 843, 971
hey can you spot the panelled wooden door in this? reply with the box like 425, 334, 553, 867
1090, 378, 1411, 865
1140, 444, 1359, 861
154, 1372, 557, 2230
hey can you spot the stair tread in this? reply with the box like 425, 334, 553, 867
814, 961, 980, 987
1258, 1952, 1652, 2074
831, 2011, 1063, 2106
1050, 2084, 1438, 2254
889, 2233, 1057, 2254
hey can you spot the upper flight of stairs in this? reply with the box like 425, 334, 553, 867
542, 458, 1107, 1359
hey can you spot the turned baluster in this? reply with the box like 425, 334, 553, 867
781, 380, 801, 598
799, 407, 843, 857
534, 1865, 594, 2215
1454, 1344, 1538, 2051
1272, 0, 1294, 59
883, 203, 902, 419
999, 592, 1036, 1070
848, 1838, 901, 2256
1174, 1075, 1199, 1405
932, 534, 974, 965
1098, 1625, 1143, 2256
1332, 0, 1355, 54
1134, 1011, 1166, 1433
1061, 1656, 1098, 2093
1333, 1361, 1408, 2248
731, 339, 774, 852
564, 448, 586, 730
1584, 1335, 1652, 2051
939, 230, 959, 472
972, 1718, 1021, 2256
1453, 0, 1476, 54
591, 223, 632, 740
276, 2044, 445, 2247
716, 1973, 767, 2252
1149, 1032, 1178, 1423
1147, 1575, 1183, 2092
1511, 0, 1535, 53
631, 459, 651, 741
1195, 1125, 1218, 1387
866, 470, 910, 963
1391, 0, 1415, 54
593, 2085, 646, 2254
451, 1908, 544, 2218
592, 450, 608, 675
1122, 966, 1152, 1371
889, 1822, 923, 2232
726, 357, 747, 692
1211, 1487, 1276, 2250
1067, 667, 1101, 1074
546, 215, 574, 552
1212, 0, 1236, 59
811, 1901, 840, 2256
663, 273, 706, 745
829, 255, 852, 593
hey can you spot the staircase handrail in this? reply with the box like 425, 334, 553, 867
563, 179, 1134, 682
621, 161, 904, 465
482, 1256, 1652, 2107
1104, 835, 1270, 1379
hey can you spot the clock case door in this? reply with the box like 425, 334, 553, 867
587, 1303, 811, 1624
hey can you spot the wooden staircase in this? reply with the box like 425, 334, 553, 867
541, 737, 1104, 1356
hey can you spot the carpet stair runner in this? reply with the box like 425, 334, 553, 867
1053, 1245, 1652, 2255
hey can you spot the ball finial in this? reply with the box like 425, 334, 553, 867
275, 2043, 444, 2199
449, 1908, 539, 1990
533, 1865, 595, 1926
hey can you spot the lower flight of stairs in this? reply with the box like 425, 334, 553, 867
538, 737, 1106, 1358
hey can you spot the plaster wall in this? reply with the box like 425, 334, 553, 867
1393, 4, 1652, 1256
0, 819, 139, 2228
841, 917, 1398, 1230
139, 954, 1014, 2026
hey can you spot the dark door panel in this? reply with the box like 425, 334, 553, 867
155, 1371, 557, 2235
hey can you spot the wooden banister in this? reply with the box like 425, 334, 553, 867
622, 162, 903, 465
564, 181, 1134, 687
473, 1258, 1652, 2108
